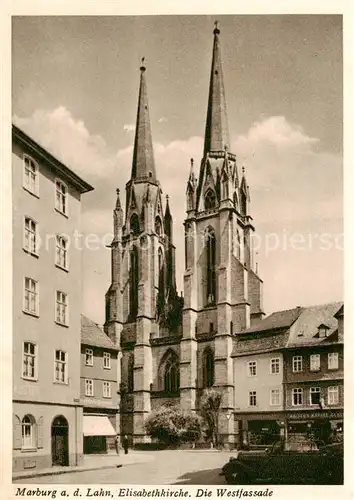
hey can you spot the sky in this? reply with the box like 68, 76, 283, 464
12, 15, 343, 326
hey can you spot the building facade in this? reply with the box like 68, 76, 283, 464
104, 24, 264, 445
232, 303, 343, 449
12, 125, 93, 472
81, 315, 119, 454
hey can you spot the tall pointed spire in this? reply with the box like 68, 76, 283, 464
131, 58, 157, 183
204, 21, 230, 155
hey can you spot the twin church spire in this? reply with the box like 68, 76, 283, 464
204, 21, 230, 155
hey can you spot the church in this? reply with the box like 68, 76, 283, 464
104, 23, 265, 446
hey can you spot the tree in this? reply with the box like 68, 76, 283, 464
200, 388, 222, 447
145, 405, 201, 446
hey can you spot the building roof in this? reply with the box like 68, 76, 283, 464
237, 306, 304, 335
286, 301, 343, 347
81, 315, 118, 350
232, 301, 343, 357
12, 124, 94, 194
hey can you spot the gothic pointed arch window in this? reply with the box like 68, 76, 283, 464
236, 230, 241, 260
240, 190, 247, 216
130, 213, 140, 236
203, 348, 215, 388
127, 354, 134, 393
155, 216, 162, 236
129, 246, 139, 319
156, 247, 165, 321
205, 227, 216, 305
205, 189, 216, 211
160, 350, 180, 394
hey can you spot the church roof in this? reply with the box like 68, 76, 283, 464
131, 60, 157, 183
204, 22, 230, 155
81, 315, 118, 350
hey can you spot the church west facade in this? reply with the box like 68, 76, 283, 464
104, 24, 264, 446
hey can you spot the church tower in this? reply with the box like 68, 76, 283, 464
104, 60, 178, 443
181, 23, 264, 445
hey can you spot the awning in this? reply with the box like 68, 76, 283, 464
83, 416, 116, 437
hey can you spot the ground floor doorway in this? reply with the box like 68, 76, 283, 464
51, 415, 69, 466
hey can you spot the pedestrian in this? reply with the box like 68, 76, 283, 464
123, 434, 129, 455
115, 435, 120, 455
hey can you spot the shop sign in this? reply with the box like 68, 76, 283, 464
289, 410, 343, 420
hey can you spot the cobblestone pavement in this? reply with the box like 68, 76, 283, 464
14, 450, 233, 485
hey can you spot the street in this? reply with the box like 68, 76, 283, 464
14, 450, 233, 485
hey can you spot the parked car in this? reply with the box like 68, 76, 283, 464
221, 441, 343, 485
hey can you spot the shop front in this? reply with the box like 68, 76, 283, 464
286, 409, 343, 450
235, 412, 286, 449
83, 415, 117, 454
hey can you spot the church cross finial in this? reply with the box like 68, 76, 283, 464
214, 20, 220, 34
140, 57, 146, 72
242, 166, 245, 175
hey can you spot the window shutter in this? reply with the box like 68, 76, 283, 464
13, 415, 22, 450
37, 416, 44, 448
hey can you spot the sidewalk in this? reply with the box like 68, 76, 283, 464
12, 451, 154, 481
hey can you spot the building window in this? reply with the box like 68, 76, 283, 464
205, 228, 216, 305
156, 247, 165, 321
310, 354, 320, 372
155, 216, 163, 236
54, 350, 67, 383
292, 388, 303, 406
24, 217, 38, 255
55, 180, 68, 215
56, 235, 68, 270
85, 349, 93, 366
328, 386, 339, 405
310, 387, 321, 405
56, 291, 68, 325
129, 246, 139, 319
103, 352, 111, 369
22, 342, 37, 380
85, 379, 94, 397
204, 189, 216, 210
270, 389, 280, 406
270, 358, 280, 374
22, 415, 35, 449
203, 348, 215, 388
249, 391, 257, 407
164, 353, 180, 394
24, 277, 38, 316
103, 381, 111, 398
23, 155, 38, 195
328, 352, 339, 370
292, 356, 303, 373
130, 213, 140, 236
248, 361, 257, 377
127, 355, 134, 393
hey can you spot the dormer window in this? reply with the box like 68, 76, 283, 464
204, 189, 216, 210
318, 324, 330, 338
